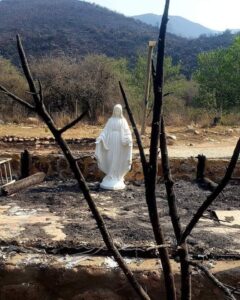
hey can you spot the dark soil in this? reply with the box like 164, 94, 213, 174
0, 180, 239, 257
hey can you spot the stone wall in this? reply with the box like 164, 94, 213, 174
1, 152, 239, 182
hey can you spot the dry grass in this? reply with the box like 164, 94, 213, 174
0, 123, 103, 139
0, 123, 239, 149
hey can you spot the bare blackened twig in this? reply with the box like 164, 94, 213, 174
0, 85, 35, 111
119, 74, 176, 300
224, 285, 240, 296
181, 138, 240, 243
17, 36, 39, 98
120, 0, 176, 299
160, 118, 182, 241
160, 117, 191, 300
145, 1, 177, 299
0, 35, 151, 300
38, 79, 44, 103
189, 261, 237, 300
163, 92, 174, 97
59, 110, 89, 134
119, 81, 148, 175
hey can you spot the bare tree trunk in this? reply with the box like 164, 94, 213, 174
120, 2, 177, 298
147, 1, 177, 299
160, 118, 191, 300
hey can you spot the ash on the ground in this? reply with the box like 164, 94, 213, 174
0, 179, 239, 256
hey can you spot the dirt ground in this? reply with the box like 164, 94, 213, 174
0, 179, 239, 257
0, 123, 239, 158
0, 123, 239, 258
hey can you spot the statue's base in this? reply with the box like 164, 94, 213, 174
100, 177, 125, 190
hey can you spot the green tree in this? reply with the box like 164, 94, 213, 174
195, 36, 240, 113
129, 55, 190, 119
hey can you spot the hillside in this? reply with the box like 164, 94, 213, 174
0, 0, 159, 62
0, 0, 237, 76
133, 14, 219, 38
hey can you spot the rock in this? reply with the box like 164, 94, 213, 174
167, 134, 177, 140
226, 128, 234, 134
0, 119, 4, 124
194, 130, 200, 135
26, 117, 39, 125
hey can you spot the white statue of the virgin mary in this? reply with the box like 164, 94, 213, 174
95, 104, 132, 190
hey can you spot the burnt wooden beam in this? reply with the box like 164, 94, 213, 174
1, 172, 45, 196
196, 155, 218, 191
20, 149, 31, 179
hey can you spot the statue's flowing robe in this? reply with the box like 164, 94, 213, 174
95, 116, 132, 180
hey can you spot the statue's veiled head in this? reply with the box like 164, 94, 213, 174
112, 104, 123, 118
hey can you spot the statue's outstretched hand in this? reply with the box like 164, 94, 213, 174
96, 137, 109, 150
95, 137, 102, 144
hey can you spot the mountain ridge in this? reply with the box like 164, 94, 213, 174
133, 13, 240, 38
0, 0, 237, 76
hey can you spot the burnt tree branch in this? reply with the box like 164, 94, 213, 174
38, 79, 44, 103
189, 262, 237, 300
0, 85, 35, 111
59, 110, 89, 135
120, 75, 176, 300
160, 118, 182, 241
145, 1, 177, 300
120, 0, 177, 299
119, 81, 148, 175
0, 35, 151, 300
160, 117, 191, 300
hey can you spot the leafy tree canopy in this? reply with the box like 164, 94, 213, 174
195, 36, 240, 111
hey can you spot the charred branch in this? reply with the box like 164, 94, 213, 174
160, 117, 191, 300
196, 155, 217, 191
0, 85, 35, 111
58, 110, 89, 135
0, 35, 151, 300
145, 1, 177, 299
120, 1, 176, 298
20, 149, 31, 179
119, 81, 148, 175
189, 261, 237, 300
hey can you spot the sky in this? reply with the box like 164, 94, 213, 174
85, 0, 240, 31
